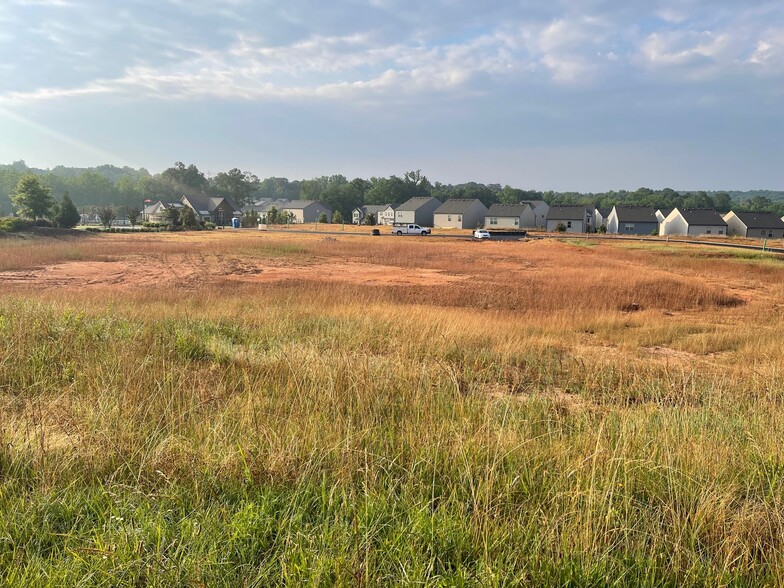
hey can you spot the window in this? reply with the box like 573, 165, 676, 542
567, 221, 572, 228
762, 230, 767, 236
514, 218, 519, 226
718, 230, 723, 235
458, 215, 462, 222
448, 215, 452, 221
490, 217, 498, 225
625, 224, 635, 232
706, 229, 711, 234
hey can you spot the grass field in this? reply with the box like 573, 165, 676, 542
2, 230, 784, 586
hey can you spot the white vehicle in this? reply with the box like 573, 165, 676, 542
473, 229, 491, 239
391, 223, 431, 236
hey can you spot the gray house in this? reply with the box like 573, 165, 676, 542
394, 197, 442, 226
242, 199, 290, 223
352, 204, 389, 225
659, 208, 727, 237
606, 206, 659, 235
433, 199, 488, 229
520, 200, 549, 228
280, 200, 332, 223
484, 203, 535, 229
546, 206, 593, 233
181, 194, 239, 226
723, 211, 784, 238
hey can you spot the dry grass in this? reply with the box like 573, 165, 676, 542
1, 231, 784, 585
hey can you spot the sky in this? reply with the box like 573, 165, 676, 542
0, 0, 782, 192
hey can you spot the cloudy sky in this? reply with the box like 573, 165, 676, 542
0, 0, 782, 191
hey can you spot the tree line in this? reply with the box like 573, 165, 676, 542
2, 160, 783, 222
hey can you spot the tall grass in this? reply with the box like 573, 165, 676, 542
1, 233, 784, 585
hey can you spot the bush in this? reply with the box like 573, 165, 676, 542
34, 218, 54, 227
0, 217, 32, 232
555, 222, 567, 232
204, 222, 216, 230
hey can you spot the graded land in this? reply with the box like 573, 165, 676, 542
1, 230, 784, 586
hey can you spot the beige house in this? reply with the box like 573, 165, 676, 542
181, 194, 239, 226
433, 199, 488, 229
484, 203, 535, 229
378, 205, 397, 225
723, 211, 784, 238
143, 200, 183, 223
352, 204, 389, 225
394, 197, 442, 226
659, 208, 727, 237
280, 200, 332, 223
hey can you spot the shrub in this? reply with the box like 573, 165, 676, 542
555, 222, 567, 232
204, 222, 216, 230
0, 217, 32, 232
34, 218, 54, 228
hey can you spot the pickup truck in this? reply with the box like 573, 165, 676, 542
391, 224, 431, 236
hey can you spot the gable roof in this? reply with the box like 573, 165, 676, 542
281, 200, 329, 210
397, 196, 441, 212
676, 208, 727, 226
728, 211, 784, 229
595, 207, 612, 219
612, 206, 658, 223
657, 207, 673, 218
182, 194, 238, 215
486, 203, 531, 217
355, 204, 389, 215
434, 199, 487, 214
547, 206, 592, 221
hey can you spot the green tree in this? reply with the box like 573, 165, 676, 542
212, 168, 260, 206
160, 162, 208, 196
11, 174, 55, 220
266, 207, 279, 225
180, 206, 198, 228
165, 207, 182, 226
127, 207, 141, 227
365, 213, 377, 226
97, 207, 116, 228
55, 192, 80, 228
317, 212, 328, 223
332, 210, 343, 224
241, 210, 259, 228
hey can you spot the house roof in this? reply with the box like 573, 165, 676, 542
486, 203, 531, 217
612, 206, 658, 223
728, 211, 784, 229
595, 207, 612, 219
657, 208, 673, 218
281, 200, 330, 210
524, 200, 548, 209
676, 208, 727, 226
355, 204, 389, 215
397, 196, 441, 212
547, 206, 592, 221
183, 194, 238, 215
434, 199, 486, 214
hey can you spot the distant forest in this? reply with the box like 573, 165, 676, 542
2, 160, 783, 220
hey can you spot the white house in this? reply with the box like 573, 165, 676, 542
546, 206, 593, 233
484, 203, 535, 229
606, 206, 659, 235
655, 208, 673, 224
378, 205, 397, 226
352, 204, 389, 225
659, 208, 727, 237
433, 199, 488, 229
723, 211, 784, 238
594, 207, 611, 230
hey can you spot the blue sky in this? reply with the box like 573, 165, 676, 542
0, 0, 782, 191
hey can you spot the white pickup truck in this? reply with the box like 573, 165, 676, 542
391, 223, 431, 236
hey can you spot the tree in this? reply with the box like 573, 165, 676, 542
266, 206, 279, 225
165, 207, 182, 226
180, 206, 198, 228
242, 210, 259, 228
317, 212, 328, 223
55, 192, 80, 228
212, 168, 260, 206
97, 207, 116, 228
11, 174, 55, 220
160, 162, 208, 196
127, 207, 141, 227
332, 210, 343, 224
365, 213, 377, 226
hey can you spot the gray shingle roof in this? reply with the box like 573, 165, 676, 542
548, 206, 592, 221
612, 206, 658, 223
434, 199, 486, 214
486, 203, 531, 217
397, 197, 441, 211
595, 207, 612, 219
282, 200, 328, 210
678, 208, 727, 226
730, 212, 784, 229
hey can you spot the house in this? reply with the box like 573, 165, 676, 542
546, 206, 593, 233
723, 211, 784, 238
594, 207, 612, 230
606, 206, 659, 235
484, 203, 536, 229
242, 199, 291, 223
393, 197, 442, 226
280, 200, 333, 223
352, 204, 389, 225
143, 200, 183, 224
378, 204, 397, 226
181, 194, 239, 226
655, 208, 673, 224
521, 200, 550, 228
659, 208, 727, 237
433, 199, 488, 229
